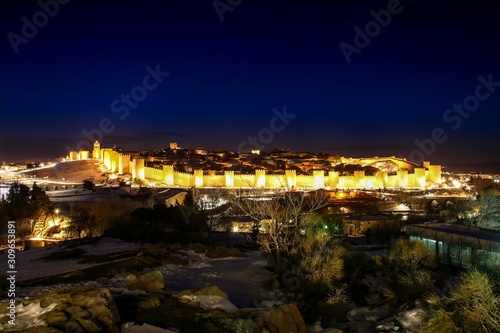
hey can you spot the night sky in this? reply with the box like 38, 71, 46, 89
1, 0, 500, 172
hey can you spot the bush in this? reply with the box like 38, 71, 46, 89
326, 285, 351, 306
425, 309, 459, 333
205, 245, 243, 258
393, 269, 434, 304
389, 238, 437, 270
344, 252, 377, 281
424, 268, 500, 333
300, 241, 347, 291
450, 268, 500, 332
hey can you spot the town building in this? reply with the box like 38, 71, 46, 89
406, 223, 500, 276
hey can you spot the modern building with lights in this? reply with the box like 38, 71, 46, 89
406, 223, 500, 276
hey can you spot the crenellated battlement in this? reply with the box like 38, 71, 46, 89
80, 141, 442, 189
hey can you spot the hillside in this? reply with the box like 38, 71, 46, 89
20, 160, 107, 185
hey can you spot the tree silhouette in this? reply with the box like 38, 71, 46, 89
476, 194, 500, 230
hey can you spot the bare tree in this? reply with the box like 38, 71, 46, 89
90, 197, 138, 234
68, 203, 97, 239
230, 183, 330, 274
476, 193, 500, 230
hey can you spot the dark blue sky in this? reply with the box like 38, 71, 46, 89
1, 0, 500, 172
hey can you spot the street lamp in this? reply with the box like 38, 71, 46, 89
55, 209, 59, 219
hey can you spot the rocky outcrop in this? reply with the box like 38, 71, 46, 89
346, 305, 391, 322
139, 243, 189, 265
124, 270, 166, 293
397, 300, 429, 333
251, 304, 307, 333
26, 287, 121, 333
116, 291, 261, 333
177, 285, 229, 299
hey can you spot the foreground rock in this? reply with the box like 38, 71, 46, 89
346, 305, 391, 322
124, 270, 167, 293
177, 285, 229, 299
3, 287, 121, 333
116, 291, 260, 333
397, 300, 429, 333
249, 304, 307, 333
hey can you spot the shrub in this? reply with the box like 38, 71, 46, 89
389, 238, 437, 270
326, 285, 351, 306
205, 245, 243, 258
425, 308, 459, 333
424, 268, 500, 333
300, 241, 347, 290
450, 268, 500, 332
394, 269, 434, 304
344, 252, 377, 281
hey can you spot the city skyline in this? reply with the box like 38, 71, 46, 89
1, 0, 500, 172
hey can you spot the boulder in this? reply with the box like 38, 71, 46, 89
180, 295, 239, 313
75, 317, 102, 333
256, 304, 307, 333
187, 242, 208, 253
140, 242, 170, 259
125, 270, 166, 293
139, 271, 167, 293
26, 287, 121, 332
197, 310, 261, 333
346, 306, 391, 322
177, 285, 229, 300
137, 294, 165, 310
124, 273, 140, 290
39, 311, 68, 330
116, 293, 259, 333
397, 300, 429, 333
65, 305, 90, 319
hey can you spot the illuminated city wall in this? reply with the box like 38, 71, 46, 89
175, 171, 194, 187
144, 166, 164, 183
67, 142, 442, 189
296, 175, 313, 188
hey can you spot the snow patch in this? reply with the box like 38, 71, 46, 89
0, 302, 57, 332
181, 295, 239, 313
